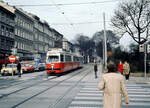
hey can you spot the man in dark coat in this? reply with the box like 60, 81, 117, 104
17, 62, 21, 77
94, 61, 98, 78
0, 64, 2, 73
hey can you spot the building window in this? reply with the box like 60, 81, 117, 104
1, 38, 5, 48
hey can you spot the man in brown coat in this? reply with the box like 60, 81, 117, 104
98, 62, 129, 108
123, 61, 130, 80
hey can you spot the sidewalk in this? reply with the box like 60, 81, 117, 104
68, 65, 150, 108
84, 63, 150, 85
129, 77, 150, 84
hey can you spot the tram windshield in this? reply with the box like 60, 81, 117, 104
47, 56, 59, 63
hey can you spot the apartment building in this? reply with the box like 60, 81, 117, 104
0, 1, 64, 62
30, 15, 54, 60
0, 3, 15, 61
52, 28, 63, 48
62, 38, 73, 52
14, 8, 34, 57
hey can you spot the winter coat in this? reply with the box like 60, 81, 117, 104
17, 63, 21, 70
123, 63, 130, 75
118, 63, 123, 73
98, 73, 129, 108
94, 64, 97, 72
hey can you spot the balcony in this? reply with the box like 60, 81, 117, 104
0, 30, 15, 39
0, 17, 15, 26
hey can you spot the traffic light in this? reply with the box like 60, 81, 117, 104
139, 44, 144, 52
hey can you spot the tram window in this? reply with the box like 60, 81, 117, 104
48, 56, 59, 62
73, 56, 76, 61
73, 56, 76, 62
60, 55, 64, 62
65, 55, 71, 62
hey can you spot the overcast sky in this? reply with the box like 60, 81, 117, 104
3, 0, 121, 38
3, 0, 134, 47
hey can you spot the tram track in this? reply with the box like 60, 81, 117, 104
10, 66, 89, 108
0, 73, 46, 90
0, 75, 58, 99
0, 66, 86, 100
49, 66, 92, 108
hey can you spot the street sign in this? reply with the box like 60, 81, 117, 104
139, 44, 144, 52
8, 55, 16, 63
147, 44, 150, 53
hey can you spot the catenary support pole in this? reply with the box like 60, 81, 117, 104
144, 44, 147, 78
103, 12, 107, 69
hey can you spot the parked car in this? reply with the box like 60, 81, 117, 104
22, 64, 35, 73
1, 64, 23, 76
38, 63, 46, 71
34, 63, 46, 71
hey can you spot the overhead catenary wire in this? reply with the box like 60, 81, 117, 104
50, 0, 78, 34
12, 0, 119, 7
5, 0, 118, 36
6, 0, 117, 26
51, 21, 111, 25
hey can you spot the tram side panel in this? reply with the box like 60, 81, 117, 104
64, 62, 72, 72
46, 62, 74, 74
72, 62, 78, 69
46, 63, 63, 74
46, 62, 81, 75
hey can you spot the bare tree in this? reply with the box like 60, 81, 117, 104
92, 30, 119, 58
111, 0, 150, 44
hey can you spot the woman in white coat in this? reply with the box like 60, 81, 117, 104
98, 62, 129, 108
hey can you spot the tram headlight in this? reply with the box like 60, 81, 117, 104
51, 66, 54, 70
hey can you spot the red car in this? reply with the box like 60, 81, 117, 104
22, 64, 35, 73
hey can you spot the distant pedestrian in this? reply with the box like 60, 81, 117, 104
118, 60, 123, 75
123, 61, 130, 81
0, 64, 2, 73
98, 62, 129, 108
94, 61, 98, 78
17, 61, 21, 77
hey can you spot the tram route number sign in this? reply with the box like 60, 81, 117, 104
9, 55, 16, 63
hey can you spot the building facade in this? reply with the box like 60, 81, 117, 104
53, 29, 63, 48
0, 4, 15, 63
31, 15, 55, 60
0, 1, 64, 63
14, 8, 34, 57
62, 38, 74, 52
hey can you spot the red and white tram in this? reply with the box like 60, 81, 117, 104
46, 48, 83, 75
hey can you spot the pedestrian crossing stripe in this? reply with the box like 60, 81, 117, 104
77, 93, 150, 98
83, 87, 146, 89
70, 101, 150, 106
79, 90, 149, 94
69, 107, 100, 108
74, 96, 150, 101
84, 86, 143, 88
71, 101, 102, 105
68, 83, 150, 108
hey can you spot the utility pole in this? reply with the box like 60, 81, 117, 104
144, 44, 147, 78
103, 12, 107, 69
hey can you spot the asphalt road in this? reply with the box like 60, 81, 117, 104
0, 64, 150, 108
